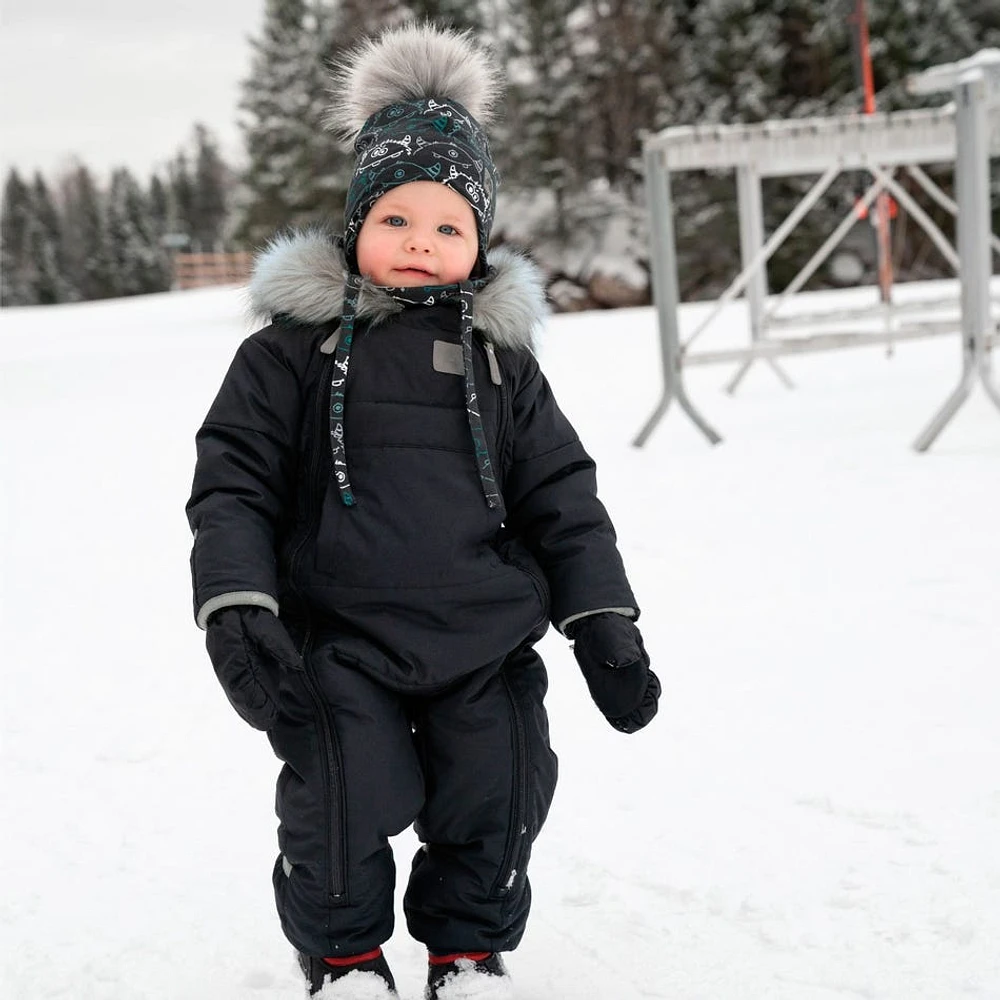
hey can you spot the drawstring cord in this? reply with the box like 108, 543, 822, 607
328, 276, 499, 509
329, 274, 363, 506
457, 281, 500, 509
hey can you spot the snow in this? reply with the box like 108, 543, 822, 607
434, 959, 515, 999
314, 970, 395, 999
2, 279, 999, 999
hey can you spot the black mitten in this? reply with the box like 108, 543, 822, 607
568, 613, 660, 734
205, 606, 301, 730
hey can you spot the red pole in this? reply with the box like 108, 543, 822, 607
849, 0, 894, 303
855, 0, 877, 114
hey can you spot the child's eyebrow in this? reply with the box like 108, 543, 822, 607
434, 210, 473, 223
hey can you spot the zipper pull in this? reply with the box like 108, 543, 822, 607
485, 341, 502, 385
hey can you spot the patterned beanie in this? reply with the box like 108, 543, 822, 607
326, 24, 502, 278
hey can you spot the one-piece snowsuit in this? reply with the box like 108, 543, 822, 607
186, 236, 639, 958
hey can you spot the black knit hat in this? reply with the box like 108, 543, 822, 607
326, 24, 502, 278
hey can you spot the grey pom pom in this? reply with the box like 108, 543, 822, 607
325, 22, 502, 141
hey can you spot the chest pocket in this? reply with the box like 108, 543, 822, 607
310, 326, 509, 585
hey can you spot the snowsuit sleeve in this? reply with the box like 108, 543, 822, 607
503, 353, 638, 634
186, 329, 302, 629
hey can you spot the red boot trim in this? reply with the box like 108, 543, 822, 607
322, 947, 383, 968
428, 951, 491, 966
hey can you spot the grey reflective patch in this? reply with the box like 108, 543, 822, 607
195, 591, 279, 630
282, 855, 293, 877
432, 340, 464, 376
558, 607, 637, 636
320, 332, 340, 354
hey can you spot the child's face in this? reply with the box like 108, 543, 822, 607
356, 181, 479, 286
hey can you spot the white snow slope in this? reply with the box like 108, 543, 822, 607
2, 282, 999, 1000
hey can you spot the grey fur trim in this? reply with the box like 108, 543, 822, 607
196, 591, 279, 631
473, 247, 547, 351
247, 231, 546, 351
246, 230, 349, 327
325, 23, 502, 142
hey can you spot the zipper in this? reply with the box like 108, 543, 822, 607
484, 341, 502, 385
498, 375, 511, 491
284, 340, 349, 903
480, 339, 512, 488
286, 348, 335, 589
297, 628, 348, 902
490, 671, 530, 899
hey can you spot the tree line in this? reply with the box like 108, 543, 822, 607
3, 0, 997, 308
2, 125, 231, 306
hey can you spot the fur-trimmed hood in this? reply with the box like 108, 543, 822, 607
248, 231, 547, 351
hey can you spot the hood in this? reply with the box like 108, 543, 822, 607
247, 230, 547, 351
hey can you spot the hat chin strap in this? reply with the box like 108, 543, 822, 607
327, 274, 501, 510
327, 273, 363, 507
455, 279, 500, 509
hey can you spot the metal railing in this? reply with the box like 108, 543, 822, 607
634, 49, 1000, 452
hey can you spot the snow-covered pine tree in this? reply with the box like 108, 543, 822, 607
168, 153, 197, 251
808, 1, 979, 283
959, 1, 1000, 246
675, 2, 864, 295
238, 0, 351, 245
497, 0, 584, 225
28, 173, 74, 305
865, 0, 977, 109
299, 0, 383, 228
192, 124, 231, 251
574, 0, 691, 194
332, 0, 408, 39
689, 0, 787, 124
239, 0, 311, 243
599, 0, 788, 299
146, 174, 177, 288
148, 174, 171, 245
484, 2, 677, 305
1, 169, 37, 306
106, 167, 171, 297
402, 0, 485, 31
778, 0, 856, 119
59, 164, 117, 301
957, 0, 1000, 45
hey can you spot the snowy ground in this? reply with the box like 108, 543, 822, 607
2, 281, 999, 999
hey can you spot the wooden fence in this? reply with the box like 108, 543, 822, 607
173, 252, 253, 290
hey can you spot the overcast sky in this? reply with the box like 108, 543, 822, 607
0, 0, 267, 182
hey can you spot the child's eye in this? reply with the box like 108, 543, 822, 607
438, 224, 458, 236
385, 215, 406, 227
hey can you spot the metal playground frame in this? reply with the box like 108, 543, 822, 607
634, 50, 1000, 452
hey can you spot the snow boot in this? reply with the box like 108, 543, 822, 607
425, 952, 513, 999
298, 948, 397, 998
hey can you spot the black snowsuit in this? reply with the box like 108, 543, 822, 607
186, 237, 638, 958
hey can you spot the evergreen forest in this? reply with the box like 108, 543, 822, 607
3, 0, 997, 308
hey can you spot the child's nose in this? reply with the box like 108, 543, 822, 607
406, 232, 433, 252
